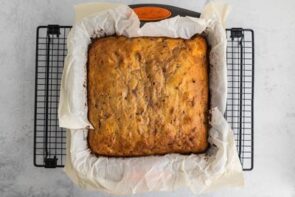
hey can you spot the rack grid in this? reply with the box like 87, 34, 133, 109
34, 25, 254, 170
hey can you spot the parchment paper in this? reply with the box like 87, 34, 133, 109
58, 2, 244, 195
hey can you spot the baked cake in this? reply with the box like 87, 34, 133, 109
87, 35, 209, 156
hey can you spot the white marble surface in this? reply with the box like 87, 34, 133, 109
0, 0, 295, 196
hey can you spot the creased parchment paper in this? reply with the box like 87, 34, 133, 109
58, 2, 244, 195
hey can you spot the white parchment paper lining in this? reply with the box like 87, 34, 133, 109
58, 2, 244, 195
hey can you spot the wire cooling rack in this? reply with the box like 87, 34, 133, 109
225, 28, 254, 170
34, 25, 254, 170
34, 26, 71, 167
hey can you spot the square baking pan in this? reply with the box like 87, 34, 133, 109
33, 4, 254, 170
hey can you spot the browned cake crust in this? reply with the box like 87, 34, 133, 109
87, 35, 209, 156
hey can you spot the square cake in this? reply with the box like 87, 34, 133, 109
87, 35, 209, 156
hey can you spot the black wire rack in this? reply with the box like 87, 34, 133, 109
34, 25, 254, 170
34, 25, 71, 167
225, 28, 254, 170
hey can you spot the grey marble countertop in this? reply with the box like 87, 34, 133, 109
1, 0, 295, 196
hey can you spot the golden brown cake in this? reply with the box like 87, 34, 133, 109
87, 35, 209, 156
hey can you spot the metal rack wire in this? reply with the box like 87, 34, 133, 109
225, 28, 254, 170
34, 25, 71, 167
34, 25, 254, 170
